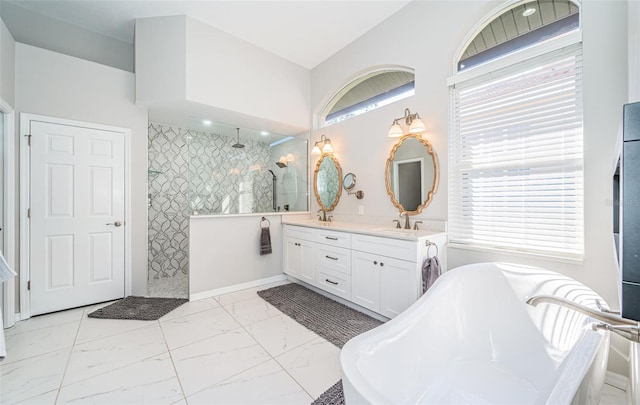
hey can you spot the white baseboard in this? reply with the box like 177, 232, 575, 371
189, 274, 287, 301
606, 370, 629, 391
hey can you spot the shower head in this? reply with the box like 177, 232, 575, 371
276, 161, 287, 168
232, 127, 245, 149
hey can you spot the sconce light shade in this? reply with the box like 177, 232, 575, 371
313, 134, 333, 155
408, 117, 425, 133
388, 108, 426, 137
322, 140, 333, 153
388, 121, 403, 137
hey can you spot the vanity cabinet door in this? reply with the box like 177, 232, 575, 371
380, 257, 419, 318
284, 237, 302, 278
299, 242, 315, 285
351, 251, 381, 312
284, 237, 315, 285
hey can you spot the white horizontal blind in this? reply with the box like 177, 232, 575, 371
449, 45, 584, 258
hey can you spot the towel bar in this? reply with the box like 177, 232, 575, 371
425, 240, 438, 258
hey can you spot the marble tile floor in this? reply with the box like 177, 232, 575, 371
0, 279, 630, 405
0, 280, 341, 404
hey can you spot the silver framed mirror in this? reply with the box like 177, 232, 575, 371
314, 153, 343, 211
385, 134, 439, 215
343, 173, 356, 191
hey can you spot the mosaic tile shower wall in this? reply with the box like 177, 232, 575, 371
188, 131, 274, 215
148, 123, 276, 281
148, 123, 191, 280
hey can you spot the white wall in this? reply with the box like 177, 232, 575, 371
0, 14, 15, 107
185, 17, 310, 132
135, 16, 187, 103
629, 0, 640, 102
135, 16, 311, 135
189, 213, 308, 296
1, 1, 133, 73
310, 0, 628, 308
15, 44, 149, 296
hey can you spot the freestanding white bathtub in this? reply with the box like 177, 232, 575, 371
341, 262, 610, 404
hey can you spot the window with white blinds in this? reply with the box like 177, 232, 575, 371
449, 45, 584, 259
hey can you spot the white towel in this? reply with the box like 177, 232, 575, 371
422, 256, 441, 294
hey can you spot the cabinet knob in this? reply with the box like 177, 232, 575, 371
380, 262, 384, 267
373, 261, 377, 265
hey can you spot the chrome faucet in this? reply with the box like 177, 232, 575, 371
526, 295, 640, 342
399, 212, 411, 229
317, 209, 327, 222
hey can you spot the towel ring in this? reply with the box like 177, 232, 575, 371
425, 241, 438, 258
260, 216, 271, 229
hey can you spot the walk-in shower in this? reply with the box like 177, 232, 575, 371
186, 120, 308, 215
147, 119, 308, 298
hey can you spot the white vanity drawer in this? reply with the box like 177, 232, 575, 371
316, 245, 351, 275
315, 229, 351, 249
352, 234, 417, 262
284, 225, 315, 241
316, 267, 351, 300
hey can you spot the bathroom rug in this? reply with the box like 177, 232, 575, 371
87, 296, 188, 320
257, 283, 383, 348
257, 283, 383, 404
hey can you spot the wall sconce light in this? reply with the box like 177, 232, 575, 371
387, 108, 426, 137
312, 134, 333, 155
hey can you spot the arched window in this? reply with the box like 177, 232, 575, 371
321, 68, 415, 127
449, 0, 584, 259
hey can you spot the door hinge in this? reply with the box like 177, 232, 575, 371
27, 208, 31, 218
27, 281, 31, 290
26, 134, 32, 146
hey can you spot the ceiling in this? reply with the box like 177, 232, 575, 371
4, 0, 411, 69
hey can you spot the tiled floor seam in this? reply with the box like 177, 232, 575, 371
159, 321, 245, 351
159, 299, 220, 323
158, 318, 189, 405
53, 312, 85, 404
57, 323, 170, 389
217, 297, 316, 400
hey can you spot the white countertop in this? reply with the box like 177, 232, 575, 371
282, 218, 446, 241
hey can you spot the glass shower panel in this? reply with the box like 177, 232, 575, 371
187, 119, 308, 215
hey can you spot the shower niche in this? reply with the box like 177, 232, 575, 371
147, 119, 308, 298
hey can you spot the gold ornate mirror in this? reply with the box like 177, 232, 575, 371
385, 134, 439, 215
314, 153, 343, 211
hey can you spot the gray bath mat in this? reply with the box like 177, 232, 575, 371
311, 380, 344, 405
87, 296, 188, 321
257, 283, 383, 404
257, 283, 383, 348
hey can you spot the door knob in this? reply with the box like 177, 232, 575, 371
107, 221, 122, 227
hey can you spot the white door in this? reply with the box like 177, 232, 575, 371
29, 120, 125, 315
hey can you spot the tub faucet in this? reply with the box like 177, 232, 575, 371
526, 295, 640, 342
399, 212, 411, 229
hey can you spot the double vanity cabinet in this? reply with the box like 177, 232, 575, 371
283, 221, 447, 319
